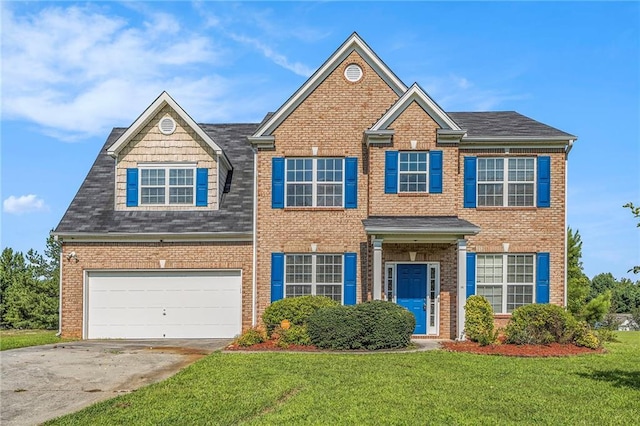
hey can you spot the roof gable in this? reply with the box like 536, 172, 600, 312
370, 83, 461, 132
250, 32, 407, 143
107, 91, 224, 157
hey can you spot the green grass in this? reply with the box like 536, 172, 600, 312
0, 329, 76, 351
48, 332, 640, 425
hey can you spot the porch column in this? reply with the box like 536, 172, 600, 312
457, 239, 467, 340
372, 238, 383, 300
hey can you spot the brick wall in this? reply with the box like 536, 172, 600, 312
254, 51, 399, 321
115, 105, 219, 211
60, 241, 252, 338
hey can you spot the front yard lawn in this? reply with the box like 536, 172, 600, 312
0, 329, 76, 351
48, 332, 640, 425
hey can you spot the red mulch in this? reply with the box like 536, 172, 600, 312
441, 340, 604, 357
226, 340, 320, 352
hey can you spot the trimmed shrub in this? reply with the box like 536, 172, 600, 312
504, 304, 574, 345
277, 324, 312, 347
568, 319, 602, 349
464, 296, 497, 346
235, 327, 266, 347
307, 305, 363, 350
262, 296, 338, 336
307, 301, 415, 350
356, 301, 415, 349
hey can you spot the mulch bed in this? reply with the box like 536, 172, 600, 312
440, 340, 604, 357
227, 339, 604, 357
226, 340, 320, 352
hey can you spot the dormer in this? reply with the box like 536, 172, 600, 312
108, 92, 232, 211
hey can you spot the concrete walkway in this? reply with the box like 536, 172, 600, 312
0, 339, 231, 426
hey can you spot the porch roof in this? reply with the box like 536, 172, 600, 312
362, 216, 480, 240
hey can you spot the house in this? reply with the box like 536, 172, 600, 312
54, 33, 576, 340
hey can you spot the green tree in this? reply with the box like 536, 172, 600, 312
567, 228, 590, 316
590, 272, 617, 300
1, 234, 60, 329
581, 291, 612, 325
623, 202, 639, 274
0, 248, 29, 327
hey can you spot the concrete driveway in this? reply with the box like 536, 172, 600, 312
0, 339, 231, 426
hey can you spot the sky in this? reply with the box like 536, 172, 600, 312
1, 1, 639, 281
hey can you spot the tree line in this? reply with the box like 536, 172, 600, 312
0, 234, 60, 329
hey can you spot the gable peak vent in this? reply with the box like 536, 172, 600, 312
344, 64, 363, 82
159, 116, 176, 135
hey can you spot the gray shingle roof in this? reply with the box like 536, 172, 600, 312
448, 111, 575, 139
54, 123, 258, 235
362, 216, 480, 234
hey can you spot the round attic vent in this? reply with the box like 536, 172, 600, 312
344, 64, 363, 82
159, 117, 176, 135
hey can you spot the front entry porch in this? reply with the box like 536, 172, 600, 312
362, 216, 480, 339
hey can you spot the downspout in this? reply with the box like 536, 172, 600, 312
563, 140, 574, 308
251, 147, 258, 327
56, 236, 63, 337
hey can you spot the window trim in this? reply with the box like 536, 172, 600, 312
477, 157, 537, 207
397, 151, 429, 193
284, 253, 344, 304
476, 253, 536, 314
284, 157, 345, 208
138, 163, 196, 206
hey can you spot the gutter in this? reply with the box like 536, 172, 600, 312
363, 227, 480, 235
51, 232, 253, 243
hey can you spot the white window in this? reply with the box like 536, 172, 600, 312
399, 152, 428, 193
285, 158, 343, 207
477, 158, 535, 207
476, 254, 535, 314
140, 166, 195, 205
285, 254, 343, 302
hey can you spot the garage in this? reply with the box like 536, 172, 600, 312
86, 270, 242, 339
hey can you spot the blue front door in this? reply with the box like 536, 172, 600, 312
396, 264, 427, 334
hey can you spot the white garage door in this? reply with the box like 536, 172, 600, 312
86, 270, 242, 339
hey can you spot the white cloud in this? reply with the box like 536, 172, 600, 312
227, 32, 313, 77
3, 195, 48, 214
1, 4, 230, 140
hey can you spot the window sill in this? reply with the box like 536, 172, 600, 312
284, 207, 346, 211
475, 206, 538, 211
494, 314, 511, 319
397, 192, 429, 197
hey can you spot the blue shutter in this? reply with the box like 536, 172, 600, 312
466, 253, 476, 298
344, 252, 357, 305
272, 157, 285, 209
429, 150, 443, 193
536, 252, 550, 303
384, 151, 398, 194
463, 157, 477, 208
195, 168, 208, 206
345, 157, 358, 209
126, 168, 138, 207
537, 156, 551, 208
271, 253, 284, 302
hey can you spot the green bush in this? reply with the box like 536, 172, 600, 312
277, 324, 312, 347
235, 327, 266, 347
568, 320, 602, 349
307, 301, 415, 350
262, 296, 338, 336
464, 296, 497, 346
504, 304, 575, 345
307, 305, 363, 350
356, 301, 416, 349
